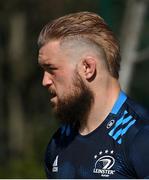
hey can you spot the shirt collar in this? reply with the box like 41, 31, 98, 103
111, 90, 127, 115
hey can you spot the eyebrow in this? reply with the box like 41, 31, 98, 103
38, 63, 54, 69
38, 55, 57, 70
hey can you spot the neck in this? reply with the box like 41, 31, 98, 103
79, 78, 120, 135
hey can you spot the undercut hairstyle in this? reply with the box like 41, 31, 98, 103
38, 11, 121, 79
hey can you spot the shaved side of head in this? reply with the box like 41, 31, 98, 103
59, 36, 109, 71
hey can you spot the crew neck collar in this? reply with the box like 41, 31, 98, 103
111, 90, 127, 115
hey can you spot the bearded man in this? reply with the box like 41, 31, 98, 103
38, 12, 149, 179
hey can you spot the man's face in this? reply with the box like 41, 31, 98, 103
38, 40, 94, 127
38, 41, 75, 108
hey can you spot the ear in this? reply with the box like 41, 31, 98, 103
82, 57, 96, 80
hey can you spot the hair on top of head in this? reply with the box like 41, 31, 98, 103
38, 11, 121, 79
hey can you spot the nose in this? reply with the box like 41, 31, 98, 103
42, 71, 53, 87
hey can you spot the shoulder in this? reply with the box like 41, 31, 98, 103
125, 96, 149, 140
127, 125, 149, 178
131, 125, 149, 147
52, 123, 76, 146
44, 124, 74, 177
45, 124, 76, 157
108, 96, 149, 145
126, 96, 149, 121
45, 124, 74, 168
121, 98, 149, 178
122, 96, 149, 145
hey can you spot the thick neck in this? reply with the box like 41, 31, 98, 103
79, 78, 120, 136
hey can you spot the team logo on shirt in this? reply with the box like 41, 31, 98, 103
93, 150, 115, 177
52, 155, 59, 172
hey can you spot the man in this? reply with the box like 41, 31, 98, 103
38, 12, 149, 178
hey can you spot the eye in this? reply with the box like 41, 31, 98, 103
39, 64, 57, 74
46, 66, 57, 74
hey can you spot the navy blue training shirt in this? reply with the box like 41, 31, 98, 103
45, 91, 149, 178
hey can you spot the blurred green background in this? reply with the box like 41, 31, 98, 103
0, 0, 149, 178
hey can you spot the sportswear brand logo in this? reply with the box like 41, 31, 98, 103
52, 155, 59, 172
93, 150, 115, 177
106, 119, 115, 129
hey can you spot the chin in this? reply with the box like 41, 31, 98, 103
50, 98, 55, 105
50, 100, 58, 111
50, 96, 57, 103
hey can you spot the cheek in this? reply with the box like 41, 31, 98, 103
57, 78, 75, 98
55, 70, 74, 86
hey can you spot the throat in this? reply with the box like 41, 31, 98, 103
79, 110, 106, 136
79, 88, 120, 136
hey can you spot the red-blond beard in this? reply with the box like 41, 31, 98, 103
52, 71, 94, 129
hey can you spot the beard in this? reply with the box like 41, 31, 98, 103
51, 71, 94, 130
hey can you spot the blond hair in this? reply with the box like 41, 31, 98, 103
38, 12, 121, 79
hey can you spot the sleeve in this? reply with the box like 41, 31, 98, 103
129, 126, 149, 178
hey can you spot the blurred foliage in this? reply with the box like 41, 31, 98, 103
138, 9, 149, 50
0, 0, 148, 178
130, 59, 149, 108
130, 8, 149, 108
